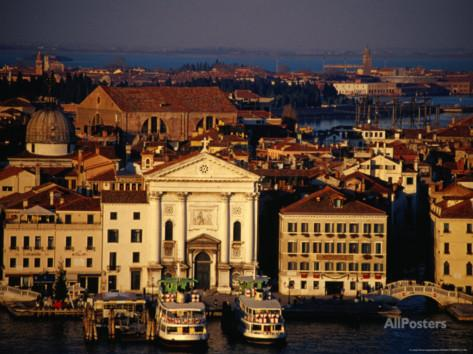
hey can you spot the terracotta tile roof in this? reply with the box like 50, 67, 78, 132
281, 186, 386, 215
436, 125, 471, 138
439, 199, 473, 218
101, 191, 148, 204
101, 86, 237, 113
1, 183, 97, 211
253, 168, 320, 178
56, 197, 101, 211
0, 166, 29, 181
143, 151, 201, 175
234, 89, 260, 100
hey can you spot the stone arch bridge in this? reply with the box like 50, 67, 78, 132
369, 280, 473, 306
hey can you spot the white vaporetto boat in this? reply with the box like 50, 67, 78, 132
156, 277, 208, 346
234, 276, 286, 344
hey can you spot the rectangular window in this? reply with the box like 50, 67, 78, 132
467, 244, 472, 255
350, 281, 356, 290
300, 262, 309, 271
65, 236, 72, 250
324, 242, 334, 254
133, 212, 140, 220
361, 263, 371, 272
444, 243, 450, 254
349, 223, 359, 233
109, 252, 117, 269
87, 236, 94, 250
314, 223, 321, 233
374, 263, 384, 272
336, 223, 346, 233
131, 270, 141, 290
313, 262, 320, 271
47, 236, 54, 250
301, 241, 310, 254
10, 236, 17, 250
131, 229, 143, 243
35, 236, 41, 250
374, 224, 385, 234
301, 281, 307, 289
443, 223, 450, 233
65, 258, 71, 268
110, 212, 117, 220
23, 258, 29, 268
65, 214, 72, 224
87, 214, 94, 224
361, 243, 371, 254
34, 258, 40, 268
87, 258, 93, 268
23, 236, 30, 249
336, 242, 346, 254
312, 242, 322, 253
301, 223, 309, 233
287, 262, 297, 270
288, 223, 297, 233
313, 281, 319, 289
287, 241, 297, 253
132, 252, 140, 263
406, 177, 414, 185
10, 258, 16, 268
2, 186, 13, 191
363, 224, 372, 234
47, 258, 53, 268
467, 224, 473, 234
349, 263, 359, 271
108, 229, 119, 243
375, 243, 382, 254
349, 243, 359, 254
336, 262, 346, 271
325, 262, 334, 271
325, 223, 334, 233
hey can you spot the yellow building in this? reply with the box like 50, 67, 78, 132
279, 186, 388, 297
1, 183, 102, 293
430, 186, 473, 294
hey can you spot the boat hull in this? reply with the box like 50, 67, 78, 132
157, 331, 208, 348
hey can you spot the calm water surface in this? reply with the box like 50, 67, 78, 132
1, 299, 473, 354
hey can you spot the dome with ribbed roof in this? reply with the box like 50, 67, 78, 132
25, 108, 74, 156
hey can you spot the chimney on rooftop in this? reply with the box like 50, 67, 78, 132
95, 146, 100, 155
49, 191, 54, 206
23, 200, 28, 208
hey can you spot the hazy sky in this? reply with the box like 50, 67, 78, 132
1, 0, 472, 51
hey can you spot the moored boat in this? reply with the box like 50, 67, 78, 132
156, 277, 208, 347
234, 276, 286, 344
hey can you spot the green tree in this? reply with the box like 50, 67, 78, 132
54, 263, 68, 301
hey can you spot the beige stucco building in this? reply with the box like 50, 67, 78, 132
1, 184, 102, 293
430, 184, 473, 294
279, 186, 388, 297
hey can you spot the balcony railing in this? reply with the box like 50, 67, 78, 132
107, 265, 121, 272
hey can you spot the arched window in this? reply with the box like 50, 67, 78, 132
467, 262, 473, 276
443, 261, 450, 275
233, 221, 241, 242
165, 220, 173, 241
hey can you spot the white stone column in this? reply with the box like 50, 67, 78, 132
220, 193, 231, 264
157, 192, 163, 263
177, 192, 188, 262
149, 193, 159, 263
253, 192, 259, 263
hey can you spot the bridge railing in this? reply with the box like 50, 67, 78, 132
374, 282, 473, 304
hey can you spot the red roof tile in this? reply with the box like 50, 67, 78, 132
101, 86, 237, 113
281, 186, 386, 215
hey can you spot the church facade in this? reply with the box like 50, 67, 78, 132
143, 151, 260, 293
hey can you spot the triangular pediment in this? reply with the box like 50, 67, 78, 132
187, 233, 221, 245
144, 152, 260, 181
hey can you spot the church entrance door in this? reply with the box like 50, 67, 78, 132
195, 252, 211, 289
